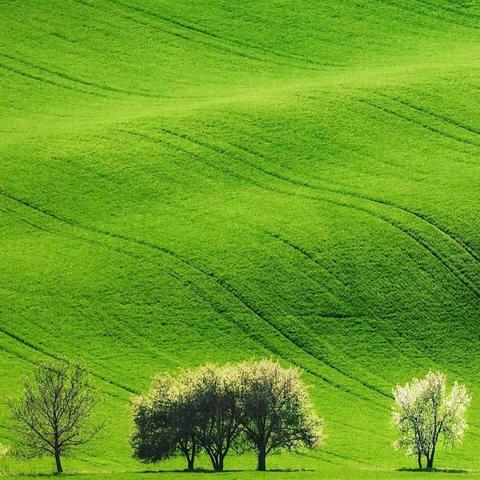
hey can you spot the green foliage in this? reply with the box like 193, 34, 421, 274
131, 374, 199, 470
237, 360, 323, 470
0, 0, 479, 476
132, 361, 321, 471
183, 364, 242, 471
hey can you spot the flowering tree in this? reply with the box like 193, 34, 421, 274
131, 374, 200, 471
237, 360, 323, 471
392, 371, 471, 471
132, 361, 323, 472
184, 364, 243, 471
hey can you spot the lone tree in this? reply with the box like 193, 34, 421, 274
9, 361, 102, 474
131, 374, 200, 471
187, 364, 242, 471
392, 371, 471, 471
237, 360, 323, 471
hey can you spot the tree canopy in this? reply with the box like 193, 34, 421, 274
9, 361, 102, 474
131, 360, 323, 471
392, 371, 471, 471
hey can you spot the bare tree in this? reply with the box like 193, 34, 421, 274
9, 361, 102, 474
237, 360, 323, 471
393, 371, 471, 471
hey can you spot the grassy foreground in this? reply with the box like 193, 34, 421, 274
1, 0, 479, 477
3, 466, 480, 480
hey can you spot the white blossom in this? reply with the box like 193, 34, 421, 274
392, 371, 471, 470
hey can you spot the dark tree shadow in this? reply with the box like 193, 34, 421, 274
398, 468, 468, 474
138, 467, 315, 474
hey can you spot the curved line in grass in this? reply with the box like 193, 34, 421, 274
149, 126, 480, 297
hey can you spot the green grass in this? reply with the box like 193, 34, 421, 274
1, 0, 479, 478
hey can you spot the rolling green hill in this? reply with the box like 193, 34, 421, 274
1, 0, 479, 477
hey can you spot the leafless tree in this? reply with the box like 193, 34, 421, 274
9, 361, 102, 474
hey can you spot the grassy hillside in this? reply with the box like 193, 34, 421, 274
1, 0, 479, 477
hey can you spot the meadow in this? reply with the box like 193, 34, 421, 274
0, 0, 479, 478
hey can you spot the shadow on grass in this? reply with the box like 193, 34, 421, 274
4, 468, 316, 477
1, 475, 83, 478
138, 468, 316, 474
398, 468, 468, 474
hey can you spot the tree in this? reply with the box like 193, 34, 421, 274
186, 364, 242, 471
392, 371, 471, 471
131, 373, 200, 471
8, 361, 102, 474
237, 360, 323, 471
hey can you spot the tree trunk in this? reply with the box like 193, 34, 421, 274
54, 450, 63, 474
417, 451, 423, 471
213, 455, 224, 472
426, 455, 434, 471
187, 442, 195, 471
257, 445, 267, 471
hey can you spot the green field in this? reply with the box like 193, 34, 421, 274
1, 0, 479, 478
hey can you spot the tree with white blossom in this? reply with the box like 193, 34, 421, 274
392, 371, 471, 471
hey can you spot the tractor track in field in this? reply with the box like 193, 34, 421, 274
0, 188, 391, 404
0, 194, 206, 371
113, 130, 452, 389
2, 104, 478, 405
0, 324, 135, 398
176, 259, 391, 401
297, 163, 480, 266
416, 0, 480, 21
0, 52, 161, 99
235, 123, 480, 266
95, 0, 340, 71
117, 129, 266, 189
132, 127, 480, 300
372, 91, 480, 137
0, 338, 37, 367
148, 126, 480, 299
264, 231, 435, 389
109, 240, 389, 404
355, 98, 479, 148
0, 336, 127, 401
2, 0, 480, 467
1, 203, 55, 234
221, 117, 480, 273
95, 238, 389, 403
0, 63, 107, 98
74, 0, 317, 72
266, 231, 347, 288
168, 267, 385, 405
374, 0, 480, 31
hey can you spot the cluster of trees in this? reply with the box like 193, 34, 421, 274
5, 360, 472, 474
130, 360, 323, 471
